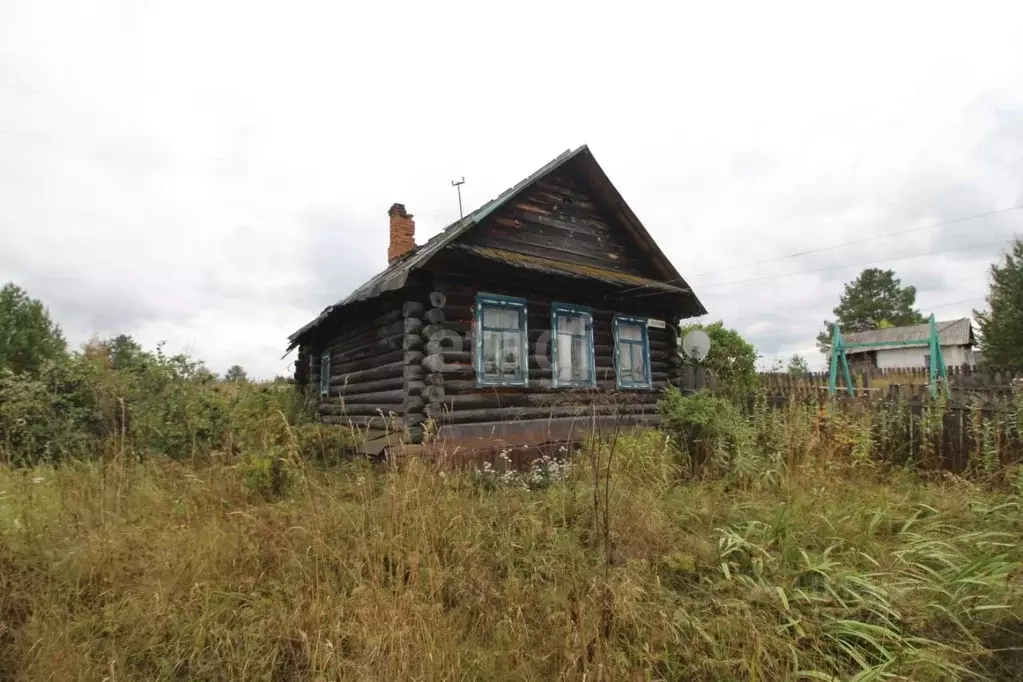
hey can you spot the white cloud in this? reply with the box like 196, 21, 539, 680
1, 0, 1021, 377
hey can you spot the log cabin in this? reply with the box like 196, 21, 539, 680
287, 145, 707, 453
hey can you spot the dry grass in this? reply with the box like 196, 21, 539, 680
1, 430, 1021, 681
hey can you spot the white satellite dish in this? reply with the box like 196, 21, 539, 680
681, 329, 711, 361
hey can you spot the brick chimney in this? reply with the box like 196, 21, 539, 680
388, 203, 416, 264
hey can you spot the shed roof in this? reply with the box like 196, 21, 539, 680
288, 145, 705, 348
843, 318, 975, 354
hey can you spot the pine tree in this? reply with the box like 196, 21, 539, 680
817, 268, 926, 354
975, 239, 1023, 370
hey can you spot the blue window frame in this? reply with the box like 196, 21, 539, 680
551, 302, 595, 388
319, 351, 331, 396
613, 315, 651, 389
475, 293, 528, 387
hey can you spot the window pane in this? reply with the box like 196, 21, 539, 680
500, 331, 521, 375
483, 306, 519, 329
320, 354, 331, 393
571, 335, 590, 381
559, 313, 587, 335
482, 330, 500, 375
618, 322, 643, 341
557, 333, 574, 383
619, 343, 634, 375
630, 345, 646, 383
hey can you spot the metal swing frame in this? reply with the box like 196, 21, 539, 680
828, 313, 950, 398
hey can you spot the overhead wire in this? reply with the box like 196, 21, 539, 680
617, 203, 1023, 295
741, 296, 986, 341
634, 239, 1009, 298
690, 204, 1023, 278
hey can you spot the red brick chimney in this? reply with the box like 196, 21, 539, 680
388, 203, 416, 264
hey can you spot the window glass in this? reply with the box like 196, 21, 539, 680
553, 306, 594, 387
477, 295, 528, 386
319, 352, 331, 396
614, 318, 650, 389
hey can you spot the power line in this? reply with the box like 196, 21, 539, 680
692, 204, 1023, 278
742, 297, 986, 340
617, 203, 1023, 296
638, 239, 1007, 297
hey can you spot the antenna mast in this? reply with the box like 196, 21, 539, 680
451, 177, 466, 218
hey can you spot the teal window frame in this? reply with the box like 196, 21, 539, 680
475, 293, 529, 387
613, 315, 651, 389
551, 302, 595, 388
319, 351, 331, 396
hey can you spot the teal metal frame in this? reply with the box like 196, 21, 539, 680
828, 314, 950, 398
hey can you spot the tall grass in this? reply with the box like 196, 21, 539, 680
1, 427, 1020, 681
2, 349, 1022, 680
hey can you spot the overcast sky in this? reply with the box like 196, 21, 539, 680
2, 1, 1021, 377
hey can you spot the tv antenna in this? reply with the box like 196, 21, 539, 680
451, 177, 466, 218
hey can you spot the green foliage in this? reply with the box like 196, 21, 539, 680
817, 268, 926, 354
0, 336, 302, 465
787, 353, 809, 375
237, 449, 295, 500
679, 320, 759, 398
659, 387, 760, 483
0, 355, 106, 465
975, 237, 1023, 370
0, 282, 67, 376
659, 387, 743, 448
224, 364, 248, 383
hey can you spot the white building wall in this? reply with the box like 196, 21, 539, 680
875, 345, 974, 369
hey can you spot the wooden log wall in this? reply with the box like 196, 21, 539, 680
461, 172, 658, 278
300, 294, 428, 432
295, 345, 310, 390
419, 270, 682, 428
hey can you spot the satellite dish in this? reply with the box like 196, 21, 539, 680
681, 330, 711, 361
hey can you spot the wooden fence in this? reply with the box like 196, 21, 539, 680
753, 367, 1022, 473
759, 365, 1022, 398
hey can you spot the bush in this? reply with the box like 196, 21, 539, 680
237, 449, 296, 500
0, 339, 304, 466
659, 386, 759, 482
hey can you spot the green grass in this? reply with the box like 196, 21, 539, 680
1, 430, 1020, 681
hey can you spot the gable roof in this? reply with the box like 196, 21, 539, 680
288, 145, 705, 348
844, 318, 975, 354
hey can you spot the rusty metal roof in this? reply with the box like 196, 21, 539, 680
844, 318, 975, 353
288, 145, 706, 348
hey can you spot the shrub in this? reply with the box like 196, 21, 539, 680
237, 448, 296, 500
0, 340, 303, 466
659, 386, 764, 484
0, 355, 107, 465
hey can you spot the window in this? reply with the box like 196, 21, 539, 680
319, 351, 331, 396
476, 294, 528, 386
552, 303, 595, 387
614, 315, 651, 389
